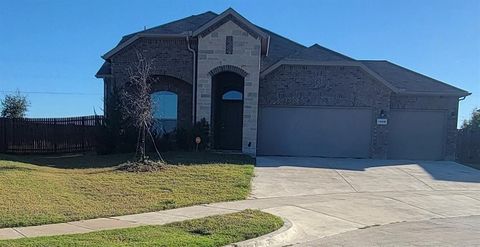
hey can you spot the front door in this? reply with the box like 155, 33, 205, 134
216, 91, 243, 150
212, 72, 244, 150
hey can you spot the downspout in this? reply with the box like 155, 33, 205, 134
186, 34, 196, 125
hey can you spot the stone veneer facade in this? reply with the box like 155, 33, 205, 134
196, 20, 261, 155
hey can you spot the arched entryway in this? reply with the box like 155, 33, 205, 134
211, 71, 245, 150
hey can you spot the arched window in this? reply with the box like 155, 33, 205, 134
222, 90, 243, 101
151, 91, 178, 134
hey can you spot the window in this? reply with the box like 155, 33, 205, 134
226, 36, 233, 54
151, 91, 178, 134
222, 90, 242, 101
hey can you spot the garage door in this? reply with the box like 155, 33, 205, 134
257, 107, 372, 158
388, 110, 446, 160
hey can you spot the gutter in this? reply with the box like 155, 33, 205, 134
186, 33, 197, 124
459, 93, 471, 101
397, 91, 472, 97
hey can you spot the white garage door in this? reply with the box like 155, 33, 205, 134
257, 107, 372, 158
387, 110, 446, 160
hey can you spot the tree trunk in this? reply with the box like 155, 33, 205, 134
139, 124, 146, 162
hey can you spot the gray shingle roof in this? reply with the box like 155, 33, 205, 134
257, 27, 306, 71
97, 9, 469, 97
361, 60, 469, 96
95, 61, 111, 78
286, 44, 354, 62
118, 11, 218, 45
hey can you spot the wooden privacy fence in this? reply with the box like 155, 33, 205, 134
457, 128, 480, 164
0, 116, 103, 154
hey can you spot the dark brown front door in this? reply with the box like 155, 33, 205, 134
212, 72, 244, 150
216, 98, 243, 150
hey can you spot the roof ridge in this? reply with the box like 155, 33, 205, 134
358, 59, 388, 62
142, 11, 218, 34
310, 43, 355, 61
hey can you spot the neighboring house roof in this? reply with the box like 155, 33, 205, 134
361, 60, 470, 96
96, 8, 470, 97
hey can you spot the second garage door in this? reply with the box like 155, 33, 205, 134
388, 110, 446, 160
257, 107, 372, 158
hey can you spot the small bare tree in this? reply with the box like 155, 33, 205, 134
120, 51, 155, 162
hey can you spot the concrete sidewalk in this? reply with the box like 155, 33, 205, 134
0, 205, 241, 240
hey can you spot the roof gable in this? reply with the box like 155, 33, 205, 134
143, 11, 218, 35
192, 8, 267, 39
102, 11, 218, 59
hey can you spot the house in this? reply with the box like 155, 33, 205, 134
96, 8, 470, 160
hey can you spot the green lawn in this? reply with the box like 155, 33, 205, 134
0, 210, 284, 247
0, 152, 254, 228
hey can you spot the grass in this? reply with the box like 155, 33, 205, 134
0, 152, 255, 228
0, 210, 284, 247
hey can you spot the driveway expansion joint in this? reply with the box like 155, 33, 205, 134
382, 196, 446, 218
287, 204, 366, 226
396, 167, 436, 191
462, 194, 480, 202
333, 169, 359, 192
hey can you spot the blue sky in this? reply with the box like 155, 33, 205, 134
0, 0, 479, 127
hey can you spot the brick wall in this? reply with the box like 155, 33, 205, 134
260, 64, 392, 158
111, 38, 194, 87
108, 38, 195, 128
391, 95, 459, 160
260, 64, 459, 160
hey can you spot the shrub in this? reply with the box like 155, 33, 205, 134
176, 118, 210, 151
150, 131, 174, 152
95, 90, 137, 154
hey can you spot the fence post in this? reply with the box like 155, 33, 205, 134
81, 117, 85, 152
53, 118, 57, 153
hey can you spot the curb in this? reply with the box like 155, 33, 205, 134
225, 217, 297, 247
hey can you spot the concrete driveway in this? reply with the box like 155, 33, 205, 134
229, 156, 480, 246
253, 156, 480, 198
